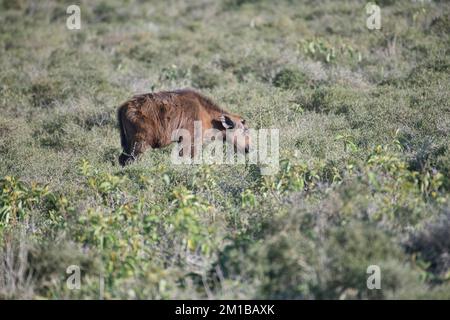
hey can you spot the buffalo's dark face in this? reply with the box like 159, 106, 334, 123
219, 114, 251, 154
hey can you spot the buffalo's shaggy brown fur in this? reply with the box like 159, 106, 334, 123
117, 89, 249, 166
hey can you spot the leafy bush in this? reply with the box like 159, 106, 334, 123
191, 66, 221, 89
429, 14, 450, 35
273, 68, 307, 90
0, 176, 67, 231
299, 39, 362, 64
406, 211, 450, 283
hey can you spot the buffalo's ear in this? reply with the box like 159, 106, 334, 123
220, 115, 235, 129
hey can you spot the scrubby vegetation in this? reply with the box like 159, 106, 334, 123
0, 0, 449, 299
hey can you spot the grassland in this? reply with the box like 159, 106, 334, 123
0, 0, 449, 299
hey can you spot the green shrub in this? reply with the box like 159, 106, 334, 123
405, 211, 450, 283
191, 65, 221, 89
29, 79, 68, 108
0, 176, 67, 231
298, 39, 362, 64
429, 14, 450, 35
273, 68, 307, 90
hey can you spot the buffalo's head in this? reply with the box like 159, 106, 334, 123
217, 114, 251, 154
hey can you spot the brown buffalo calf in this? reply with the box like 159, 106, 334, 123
117, 89, 250, 166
